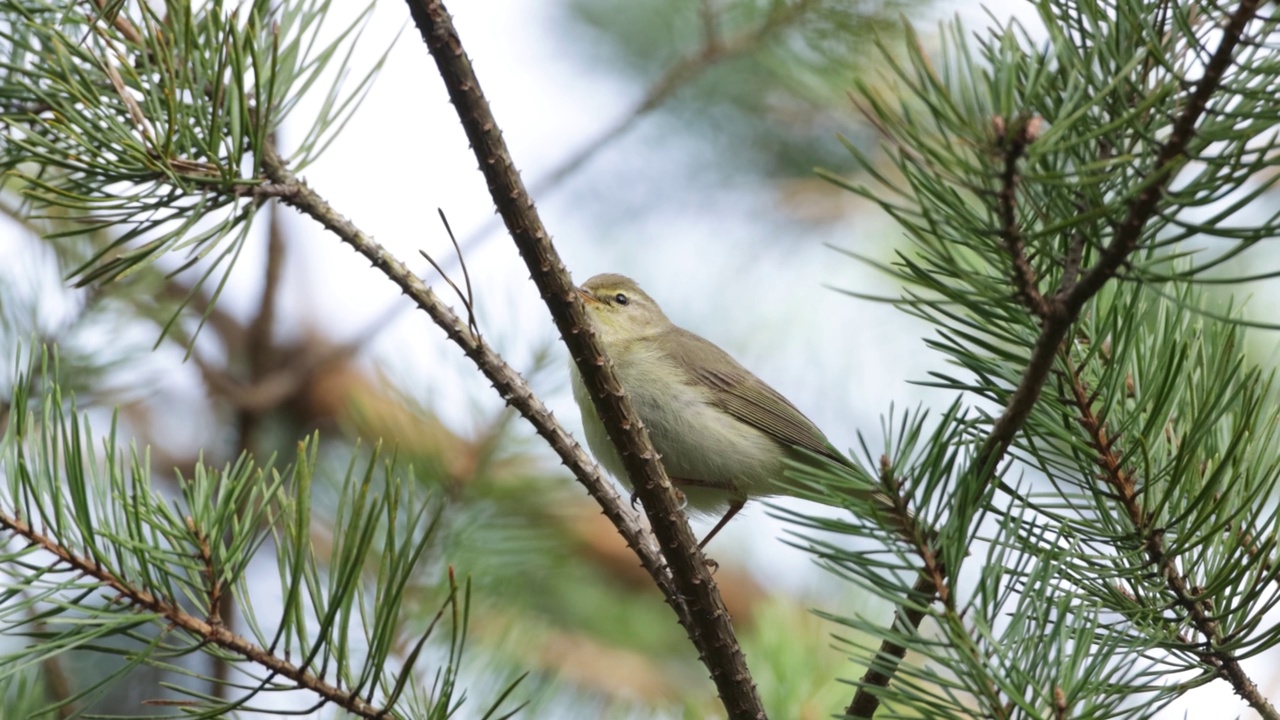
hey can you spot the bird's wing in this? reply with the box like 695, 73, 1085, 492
662, 327, 847, 465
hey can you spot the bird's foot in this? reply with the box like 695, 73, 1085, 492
629, 486, 688, 510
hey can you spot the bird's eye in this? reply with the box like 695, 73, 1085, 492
614, 293, 629, 306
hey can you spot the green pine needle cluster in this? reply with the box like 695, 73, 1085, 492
783, 0, 1280, 718
0, 349, 524, 719
0, 0, 382, 317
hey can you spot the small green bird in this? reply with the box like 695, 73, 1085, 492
570, 273, 855, 548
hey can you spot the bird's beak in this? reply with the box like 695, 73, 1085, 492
576, 287, 599, 305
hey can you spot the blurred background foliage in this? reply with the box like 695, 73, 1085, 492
562, 0, 904, 205
0, 0, 937, 716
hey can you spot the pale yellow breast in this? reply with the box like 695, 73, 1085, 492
569, 341, 785, 515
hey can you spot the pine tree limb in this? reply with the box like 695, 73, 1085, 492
1062, 0, 1263, 314
86, 0, 141, 44
528, 0, 817, 197
843, 573, 935, 719
0, 511, 398, 720
995, 116, 1048, 318
402, 2, 766, 716
845, 2, 1263, 715
1064, 353, 1280, 720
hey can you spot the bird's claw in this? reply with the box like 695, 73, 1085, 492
674, 487, 688, 510
630, 487, 687, 511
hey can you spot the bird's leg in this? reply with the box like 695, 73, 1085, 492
662, 476, 746, 549
698, 498, 745, 550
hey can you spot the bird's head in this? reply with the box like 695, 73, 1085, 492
577, 273, 671, 344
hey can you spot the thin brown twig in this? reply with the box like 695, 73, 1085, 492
437, 209, 478, 338
186, 515, 223, 625
417, 249, 472, 334
530, 0, 816, 198
0, 512, 400, 720
843, 458, 953, 720
255, 146, 695, 636
419, 209, 479, 339
995, 115, 1049, 318
843, 573, 933, 719
845, 2, 1262, 715
878, 454, 947, 605
1063, 353, 1280, 720
87, 0, 142, 45
403, 2, 765, 716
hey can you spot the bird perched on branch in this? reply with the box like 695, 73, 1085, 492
570, 273, 872, 548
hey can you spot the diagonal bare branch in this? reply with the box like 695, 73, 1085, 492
402, 1, 766, 717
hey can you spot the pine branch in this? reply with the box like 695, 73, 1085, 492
878, 454, 947, 604
995, 116, 1048, 318
530, 0, 817, 196
255, 147, 698, 640
0, 0, 382, 295
845, 1, 1264, 715
1064, 352, 1280, 720
403, 3, 766, 716
0, 512, 397, 720
86, 0, 141, 44
843, 573, 934, 719
1063, 0, 1264, 312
